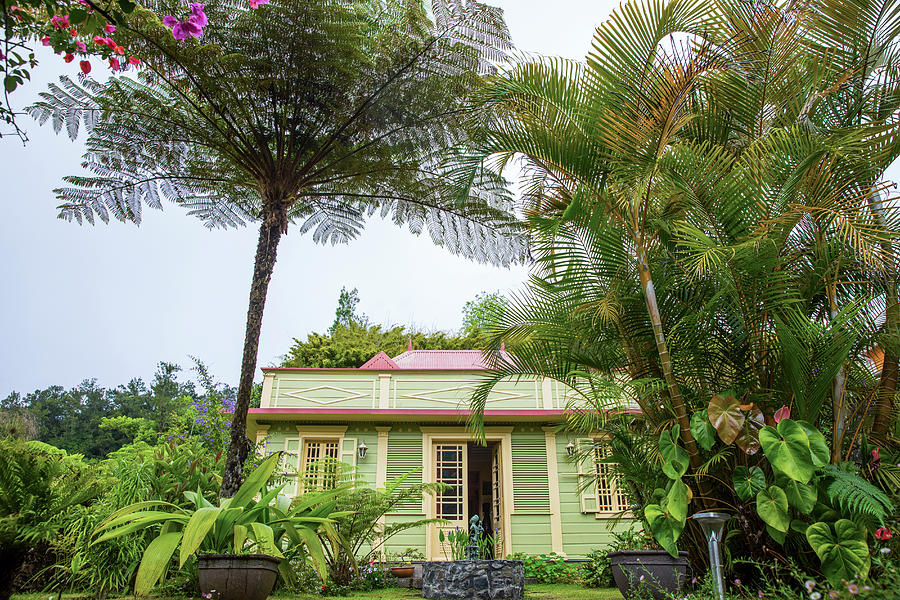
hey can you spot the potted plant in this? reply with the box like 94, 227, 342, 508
390, 548, 424, 578
606, 528, 689, 600
92, 453, 348, 600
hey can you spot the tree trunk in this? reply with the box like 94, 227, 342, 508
220, 203, 287, 498
872, 280, 899, 440
636, 253, 705, 480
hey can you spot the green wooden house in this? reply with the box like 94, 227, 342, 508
247, 349, 633, 560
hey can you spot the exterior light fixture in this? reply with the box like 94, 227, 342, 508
693, 511, 731, 600
357, 441, 368, 460
565, 441, 576, 456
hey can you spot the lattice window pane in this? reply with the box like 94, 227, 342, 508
302, 439, 341, 491
593, 443, 630, 512
435, 444, 464, 519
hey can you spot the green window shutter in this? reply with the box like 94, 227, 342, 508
576, 438, 599, 513
511, 436, 550, 513
386, 433, 423, 514
340, 437, 357, 467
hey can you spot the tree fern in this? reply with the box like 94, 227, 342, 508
819, 464, 893, 524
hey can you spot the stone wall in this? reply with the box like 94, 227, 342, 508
422, 560, 524, 600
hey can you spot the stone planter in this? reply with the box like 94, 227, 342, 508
197, 554, 281, 600
422, 560, 524, 600
391, 565, 415, 578
608, 550, 689, 600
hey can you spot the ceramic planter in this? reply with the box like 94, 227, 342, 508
391, 565, 415, 578
608, 550, 689, 600
197, 554, 281, 600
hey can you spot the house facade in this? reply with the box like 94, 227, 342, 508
247, 349, 633, 560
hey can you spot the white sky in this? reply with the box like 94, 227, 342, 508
0, 1, 620, 397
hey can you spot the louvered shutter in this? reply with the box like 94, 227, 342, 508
386, 434, 423, 513
576, 438, 599, 513
511, 436, 549, 513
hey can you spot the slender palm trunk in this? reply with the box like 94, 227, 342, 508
636, 253, 705, 479
871, 192, 899, 440
221, 202, 287, 498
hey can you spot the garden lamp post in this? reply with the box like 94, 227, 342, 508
692, 511, 731, 600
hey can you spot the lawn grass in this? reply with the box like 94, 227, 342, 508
14, 584, 623, 600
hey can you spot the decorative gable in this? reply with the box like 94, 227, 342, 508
359, 351, 399, 370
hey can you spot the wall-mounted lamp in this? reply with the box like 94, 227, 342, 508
565, 441, 576, 456
357, 441, 368, 460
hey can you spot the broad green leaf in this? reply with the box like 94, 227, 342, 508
796, 421, 829, 467
790, 520, 809, 535
732, 466, 766, 501
179, 507, 221, 567
659, 429, 689, 480
96, 500, 183, 530
708, 393, 744, 444
233, 524, 248, 553
92, 515, 187, 545
756, 486, 790, 533
666, 479, 690, 523
806, 520, 870, 587
690, 410, 716, 451
134, 532, 181, 597
766, 525, 786, 544
289, 522, 328, 581
777, 477, 817, 514
249, 522, 282, 557
759, 420, 814, 483
230, 453, 280, 509
735, 406, 765, 455
644, 503, 684, 558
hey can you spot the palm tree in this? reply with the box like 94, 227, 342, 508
29, 0, 526, 495
464, 0, 900, 509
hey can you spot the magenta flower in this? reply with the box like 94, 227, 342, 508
50, 15, 70, 29
41, 36, 51, 46
163, 4, 206, 41
774, 405, 790, 423
249, 0, 269, 9
75, 41, 87, 52
104, 23, 116, 33
190, 3, 207, 26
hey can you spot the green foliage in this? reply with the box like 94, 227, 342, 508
505, 552, 578, 584
658, 429, 688, 480
806, 519, 871, 587
708, 393, 744, 445
759, 420, 816, 484
820, 465, 893, 524
330, 287, 364, 335
690, 410, 716, 452
461, 291, 509, 337
581, 548, 614, 588
438, 527, 469, 561
732, 466, 766, 502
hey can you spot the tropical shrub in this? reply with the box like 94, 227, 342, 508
0, 438, 100, 600
505, 552, 578, 584
92, 453, 346, 596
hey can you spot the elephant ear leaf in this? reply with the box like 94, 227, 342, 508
806, 519, 870, 587
659, 429, 689, 480
733, 466, 766, 501
708, 392, 744, 444
756, 485, 790, 533
796, 420, 829, 467
644, 502, 684, 558
758, 420, 814, 483
690, 410, 716, 451
735, 406, 765, 455
777, 477, 817, 514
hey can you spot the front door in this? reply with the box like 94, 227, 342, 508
491, 443, 503, 556
431, 442, 467, 560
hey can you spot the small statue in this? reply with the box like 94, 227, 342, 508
466, 515, 484, 560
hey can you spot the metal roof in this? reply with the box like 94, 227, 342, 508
389, 350, 510, 370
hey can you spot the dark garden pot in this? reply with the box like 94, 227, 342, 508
608, 550, 689, 600
197, 554, 281, 600
391, 566, 415, 578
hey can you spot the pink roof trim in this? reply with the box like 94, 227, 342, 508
390, 350, 512, 370
359, 351, 399, 370
248, 407, 641, 416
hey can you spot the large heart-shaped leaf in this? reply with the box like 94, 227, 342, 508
759, 420, 814, 483
666, 479, 690, 523
645, 502, 684, 558
733, 466, 766, 501
806, 519, 870, 587
796, 420, 829, 467
690, 410, 716, 451
659, 429, 689, 480
709, 392, 745, 444
735, 406, 765, 455
777, 477, 817, 514
756, 485, 790, 533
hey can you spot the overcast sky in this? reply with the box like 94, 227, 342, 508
0, 1, 625, 397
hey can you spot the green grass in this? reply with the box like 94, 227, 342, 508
14, 584, 622, 600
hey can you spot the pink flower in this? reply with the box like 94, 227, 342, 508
114, 45, 124, 54
75, 41, 87, 52
50, 15, 70, 29
93, 35, 105, 45
847, 583, 859, 595
104, 37, 117, 49
41, 36, 51, 46
774, 405, 790, 423
128, 56, 140, 66
172, 19, 202, 40
69, 27, 77, 36
108, 56, 120, 70
162, 15, 178, 27
79, 59, 91, 74
104, 23, 116, 33
249, 0, 269, 8
189, 3, 207, 26
875, 527, 892, 541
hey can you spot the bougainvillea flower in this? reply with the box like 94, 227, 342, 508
93, 35, 105, 45
104, 37, 117, 49
190, 3, 207, 26
108, 57, 120, 71
128, 56, 140, 66
50, 15, 70, 29
41, 36, 51, 46
63, 53, 75, 63
162, 15, 178, 27
104, 24, 116, 33
249, 0, 269, 9
876, 527, 892, 541
172, 19, 203, 40
79, 60, 91, 74
69, 27, 77, 36
774, 405, 790, 423
75, 41, 87, 52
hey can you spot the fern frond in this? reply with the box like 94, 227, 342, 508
820, 464, 893, 523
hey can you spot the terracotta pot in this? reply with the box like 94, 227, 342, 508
391, 565, 415, 578
197, 554, 281, 600
608, 550, 689, 600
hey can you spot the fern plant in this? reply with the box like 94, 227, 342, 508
819, 464, 894, 525
29, 0, 527, 496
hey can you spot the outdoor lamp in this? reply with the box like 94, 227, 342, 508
565, 441, 576, 456
357, 441, 368, 460
693, 511, 731, 600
